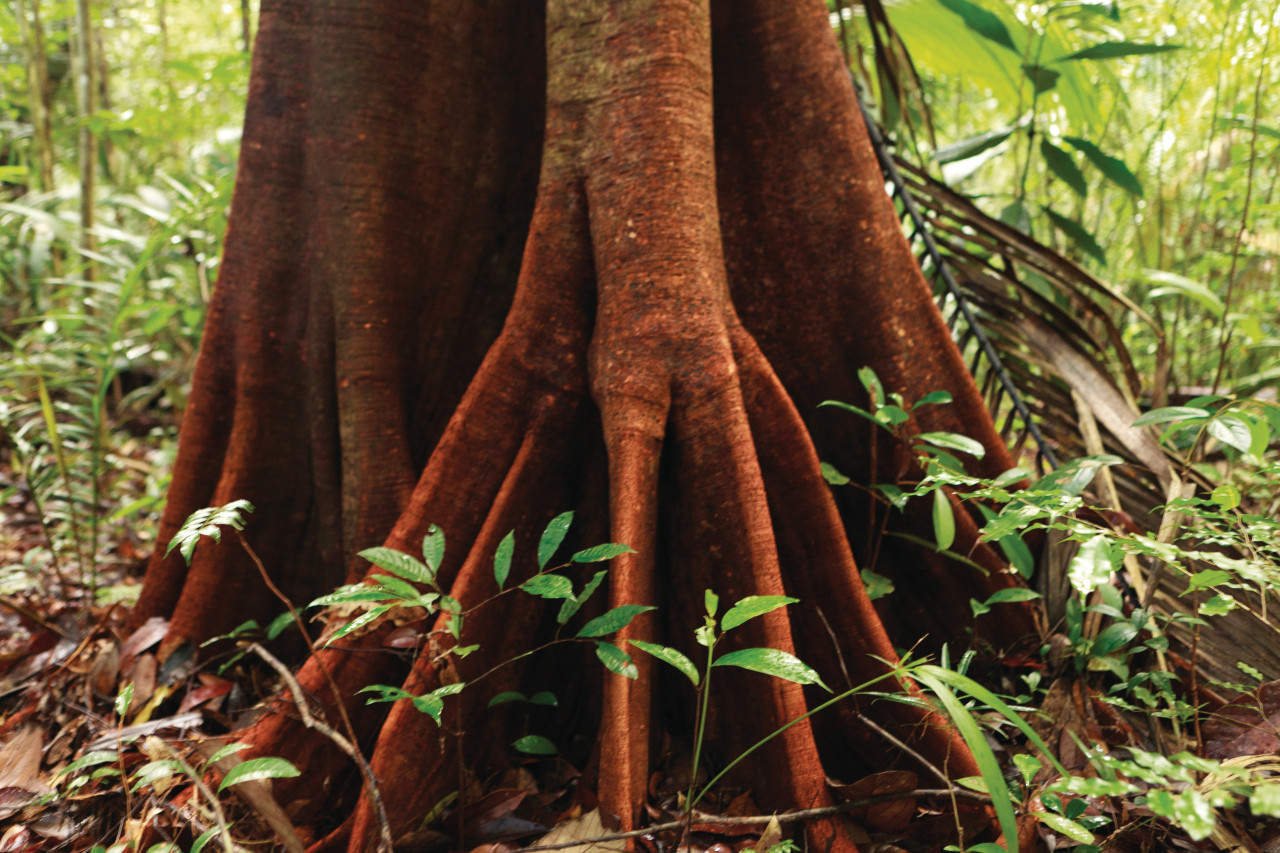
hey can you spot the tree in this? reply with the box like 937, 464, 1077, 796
132, 0, 1039, 849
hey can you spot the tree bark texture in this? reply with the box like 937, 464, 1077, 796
133, 1, 1039, 850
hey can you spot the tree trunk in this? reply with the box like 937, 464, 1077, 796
133, 0, 1038, 849
15, 0, 55, 196
73, 0, 96, 279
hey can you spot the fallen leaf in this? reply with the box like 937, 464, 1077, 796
121, 617, 169, 660
528, 809, 626, 853
0, 727, 46, 792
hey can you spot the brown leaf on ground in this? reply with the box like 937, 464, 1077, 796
1203, 680, 1280, 759
829, 770, 918, 832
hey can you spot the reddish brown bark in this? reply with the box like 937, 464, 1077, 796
134, 0, 1039, 850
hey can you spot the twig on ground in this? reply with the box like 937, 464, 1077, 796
520, 788, 992, 852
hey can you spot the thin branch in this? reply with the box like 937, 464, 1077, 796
247, 643, 394, 853
520, 788, 991, 853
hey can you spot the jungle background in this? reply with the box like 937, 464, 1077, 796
1, 0, 1279, 850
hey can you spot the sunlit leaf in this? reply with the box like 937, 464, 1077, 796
359, 547, 433, 585
932, 488, 955, 551
713, 648, 830, 691
1063, 136, 1143, 197
493, 530, 515, 590
538, 511, 574, 568
218, 757, 300, 792
630, 639, 700, 685
422, 525, 445, 575
571, 543, 636, 563
720, 596, 797, 631
594, 641, 638, 679
576, 605, 656, 638
1056, 41, 1182, 61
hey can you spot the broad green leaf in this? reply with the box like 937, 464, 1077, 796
327, 605, 392, 643
373, 574, 426, 602
265, 611, 295, 641
713, 648, 830, 691
520, 574, 574, 599
629, 640, 700, 686
538, 511, 574, 568
984, 587, 1041, 605
530, 691, 557, 705
218, 757, 301, 792
1186, 569, 1231, 592
932, 488, 956, 552
1207, 415, 1252, 454
59, 751, 119, 776
1139, 271, 1223, 316
915, 390, 953, 407
558, 569, 607, 624
934, 127, 1016, 165
1211, 484, 1241, 510
1042, 206, 1106, 265
705, 589, 720, 617
997, 533, 1035, 578
1035, 812, 1096, 843
512, 735, 557, 756
937, 0, 1017, 50
488, 691, 527, 707
571, 543, 636, 563
1040, 139, 1087, 197
493, 530, 515, 590
1132, 406, 1210, 426
857, 366, 885, 406
576, 605, 656, 638
115, 683, 134, 718
1056, 41, 1182, 61
359, 547, 433, 585
1146, 789, 1215, 840
130, 760, 184, 793
1092, 621, 1138, 656
820, 462, 850, 485
861, 569, 895, 600
594, 641, 638, 679
1251, 784, 1280, 818
1023, 63, 1060, 93
1032, 454, 1122, 495
1063, 136, 1143, 197
203, 742, 252, 767
1068, 535, 1113, 595
720, 596, 797, 631
412, 683, 466, 723
1014, 753, 1042, 786
1201, 594, 1237, 616
818, 399, 879, 425
916, 431, 986, 458
359, 684, 415, 704
1247, 415, 1270, 457
308, 583, 395, 608
422, 525, 445, 574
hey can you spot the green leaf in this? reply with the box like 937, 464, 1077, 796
1093, 621, 1138, 656
422, 525, 445, 575
915, 390, 953, 407
1139, 271, 1223, 316
916, 431, 986, 458
308, 583, 396, 608
984, 587, 1042, 605
131, 760, 185, 793
59, 751, 119, 776
1035, 811, 1096, 843
488, 691, 528, 707
937, 0, 1017, 50
861, 569, 895, 601
1040, 139, 1087, 197
997, 533, 1035, 578
1132, 406, 1210, 426
520, 574, 574, 599
538, 511, 574, 568
115, 683, 134, 718
265, 611, 295, 641
1063, 136, 1143, 197
1211, 484, 1241, 510
932, 488, 956, 552
1186, 569, 1231, 592
1251, 784, 1280, 818
1146, 789, 1215, 840
493, 530, 515, 590
576, 605, 656, 638
359, 547, 434, 585
912, 671, 1019, 851
1247, 415, 1270, 457
720, 596, 798, 631
629, 640, 700, 686
705, 589, 720, 617
820, 462, 850, 485
530, 691, 557, 705
1208, 415, 1252, 454
571, 542, 636, 563
218, 757, 301, 792
934, 127, 1016, 165
713, 648, 830, 691
1042, 206, 1107, 265
327, 605, 392, 643
166, 500, 255, 564
1068, 535, 1113, 596
512, 735, 557, 756
857, 366, 885, 406
202, 742, 252, 767
558, 569, 607, 624
818, 399, 879, 426
188, 828, 220, 853
594, 641, 639, 679
1201, 594, 1237, 616
1056, 41, 1183, 61
1032, 454, 1122, 495
412, 683, 466, 723
1023, 63, 1060, 94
